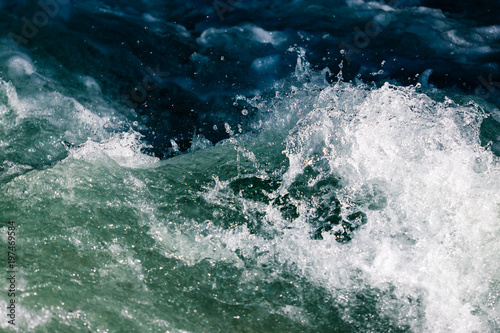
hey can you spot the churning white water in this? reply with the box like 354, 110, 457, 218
1, 42, 499, 332
185, 80, 500, 332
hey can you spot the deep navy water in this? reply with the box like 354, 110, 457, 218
0, 1, 500, 332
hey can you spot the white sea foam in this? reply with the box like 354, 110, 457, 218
193, 80, 500, 332
282, 84, 499, 332
69, 130, 159, 168
0, 45, 132, 171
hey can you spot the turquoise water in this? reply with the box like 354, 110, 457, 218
1, 52, 500, 332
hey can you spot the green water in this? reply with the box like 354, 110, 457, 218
0, 141, 371, 332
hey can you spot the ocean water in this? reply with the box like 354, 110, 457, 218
1, 1, 500, 332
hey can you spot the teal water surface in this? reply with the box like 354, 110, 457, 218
1, 51, 500, 332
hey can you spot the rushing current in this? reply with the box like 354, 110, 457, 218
1, 0, 500, 332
